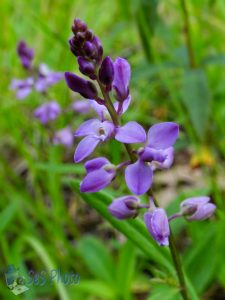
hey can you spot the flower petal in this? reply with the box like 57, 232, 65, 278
125, 160, 153, 195
115, 121, 146, 144
80, 169, 114, 192
74, 136, 100, 162
188, 203, 216, 221
147, 122, 179, 150
84, 157, 110, 173
75, 119, 101, 137
108, 196, 139, 219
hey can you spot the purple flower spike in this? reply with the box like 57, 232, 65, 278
10, 77, 34, 99
144, 208, 170, 246
125, 160, 153, 195
108, 196, 140, 219
112, 57, 131, 101
34, 101, 61, 124
65, 72, 98, 99
80, 157, 116, 192
180, 196, 216, 221
74, 118, 114, 162
53, 127, 74, 148
17, 41, 34, 69
99, 56, 114, 86
35, 64, 63, 92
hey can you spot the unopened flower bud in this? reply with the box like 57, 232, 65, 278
99, 56, 114, 86
180, 197, 216, 221
108, 196, 140, 219
144, 208, 170, 246
64, 72, 98, 99
72, 18, 87, 34
78, 57, 96, 78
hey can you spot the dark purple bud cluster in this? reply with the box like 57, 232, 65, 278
64, 19, 216, 247
69, 19, 103, 79
17, 40, 34, 70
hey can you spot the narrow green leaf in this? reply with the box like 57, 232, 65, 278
181, 69, 211, 141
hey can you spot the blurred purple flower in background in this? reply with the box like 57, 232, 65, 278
71, 100, 91, 114
74, 119, 115, 162
17, 40, 34, 70
80, 157, 116, 192
180, 196, 216, 221
34, 101, 61, 124
35, 64, 63, 93
53, 127, 74, 148
10, 77, 34, 99
144, 208, 170, 246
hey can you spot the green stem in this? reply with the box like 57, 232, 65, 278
97, 79, 189, 300
180, 0, 197, 69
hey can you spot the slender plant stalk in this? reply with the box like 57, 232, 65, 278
180, 0, 197, 69
97, 79, 190, 300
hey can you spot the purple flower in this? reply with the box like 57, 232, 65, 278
99, 56, 114, 86
17, 40, 34, 69
80, 157, 116, 192
65, 72, 98, 99
180, 196, 216, 221
116, 122, 179, 195
10, 77, 34, 99
74, 118, 115, 162
53, 127, 74, 148
144, 208, 170, 246
71, 100, 91, 114
34, 101, 61, 124
108, 195, 140, 219
112, 58, 130, 102
35, 64, 63, 92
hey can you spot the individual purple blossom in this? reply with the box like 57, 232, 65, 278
115, 122, 179, 195
53, 127, 74, 148
10, 77, 34, 99
80, 157, 116, 192
112, 57, 130, 102
74, 118, 115, 162
34, 101, 61, 124
180, 196, 216, 221
108, 196, 140, 219
144, 208, 170, 246
35, 64, 63, 92
17, 41, 34, 69
65, 72, 98, 99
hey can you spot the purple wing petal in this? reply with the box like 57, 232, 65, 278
84, 157, 110, 173
75, 119, 101, 137
88, 100, 108, 121
16, 87, 32, 99
181, 196, 210, 208
115, 121, 146, 144
80, 169, 114, 192
108, 196, 139, 219
125, 160, 153, 195
74, 136, 100, 162
147, 122, 179, 150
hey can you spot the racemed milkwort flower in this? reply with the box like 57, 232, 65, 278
53, 127, 74, 148
115, 121, 179, 195
74, 119, 115, 162
80, 157, 116, 192
10, 77, 34, 100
